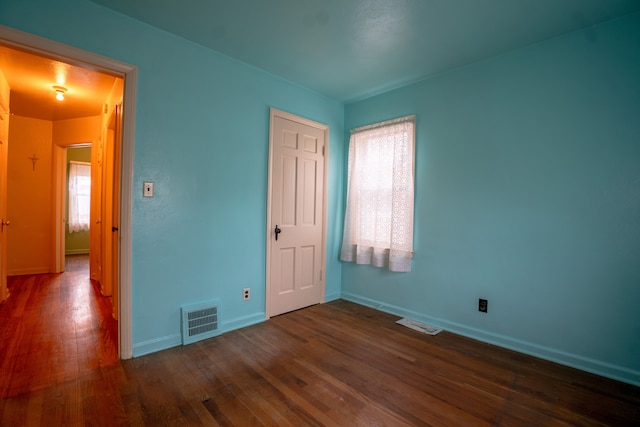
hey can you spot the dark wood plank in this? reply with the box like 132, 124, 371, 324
1, 259, 639, 426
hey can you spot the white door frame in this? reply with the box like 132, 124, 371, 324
0, 25, 137, 359
265, 108, 329, 318
52, 144, 67, 274
52, 142, 94, 274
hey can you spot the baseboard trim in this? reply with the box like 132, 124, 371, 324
132, 313, 266, 357
341, 292, 640, 387
8, 267, 50, 276
222, 313, 266, 333
133, 334, 182, 357
324, 291, 341, 302
65, 249, 89, 255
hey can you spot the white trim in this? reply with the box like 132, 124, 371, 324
266, 108, 329, 318
53, 143, 95, 275
0, 25, 137, 359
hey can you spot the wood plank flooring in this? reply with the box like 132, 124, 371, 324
1, 259, 638, 425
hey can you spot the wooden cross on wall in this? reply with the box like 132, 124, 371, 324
28, 153, 39, 171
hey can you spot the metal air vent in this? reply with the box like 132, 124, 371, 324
181, 301, 221, 345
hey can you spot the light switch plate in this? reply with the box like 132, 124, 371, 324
143, 181, 154, 197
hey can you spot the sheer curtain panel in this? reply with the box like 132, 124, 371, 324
68, 161, 91, 233
341, 115, 415, 272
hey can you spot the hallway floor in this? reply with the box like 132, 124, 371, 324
0, 255, 118, 399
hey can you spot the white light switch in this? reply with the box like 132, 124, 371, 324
143, 181, 154, 197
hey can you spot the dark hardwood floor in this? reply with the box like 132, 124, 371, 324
1, 261, 638, 426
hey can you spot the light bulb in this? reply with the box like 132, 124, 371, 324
53, 86, 67, 101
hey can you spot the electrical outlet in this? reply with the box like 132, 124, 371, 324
479, 298, 488, 313
243, 288, 250, 301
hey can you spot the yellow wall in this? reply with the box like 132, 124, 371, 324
7, 115, 101, 275
53, 116, 101, 146
7, 116, 53, 275
0, 68, 8, 110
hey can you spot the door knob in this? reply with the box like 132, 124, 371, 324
1, 218, 9, 232
274, 225, 281, 241
112, 226, 119, 232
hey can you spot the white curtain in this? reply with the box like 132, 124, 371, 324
68, 161, 91, 233
341, 116, 415, 272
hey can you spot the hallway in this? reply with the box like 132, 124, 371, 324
0, 255, 118, 399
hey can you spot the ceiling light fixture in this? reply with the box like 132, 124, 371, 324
53, 85, 67, 101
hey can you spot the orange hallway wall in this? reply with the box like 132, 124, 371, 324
7, 116, 53, 275
53, 116, 101, 146
7, 115, 103, 275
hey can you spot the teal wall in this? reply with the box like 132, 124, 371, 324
0, 0, 345, 355
343, 12, 640, 385
65, 147, 91, 254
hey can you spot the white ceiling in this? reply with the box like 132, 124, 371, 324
0, 45, 118, 121
89, 0, 640, 102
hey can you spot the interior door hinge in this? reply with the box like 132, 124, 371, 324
322, 146, 325, 156
320, 270, 323, 281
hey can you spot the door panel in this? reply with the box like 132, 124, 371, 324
281, 155, 297, 226
268, 111, 327, 317
301, 245, 315, 289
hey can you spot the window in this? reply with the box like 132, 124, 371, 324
68, 161, 91, 233
340, 115, 415, 272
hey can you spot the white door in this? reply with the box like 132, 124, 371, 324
0, 94, 9, 302
267, 109, 328, 317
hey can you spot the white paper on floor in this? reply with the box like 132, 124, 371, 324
396, 318, 442, 335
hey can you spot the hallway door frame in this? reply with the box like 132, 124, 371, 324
53, 142, 94, 275
0, 25, 137, 359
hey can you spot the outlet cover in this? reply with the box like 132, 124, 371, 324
143, 181, 154, 197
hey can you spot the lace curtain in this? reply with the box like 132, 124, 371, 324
340, 116, 415, 272
68, 161, 91, 233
